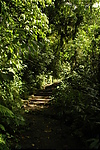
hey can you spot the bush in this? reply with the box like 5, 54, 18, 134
52, 68, 100, 148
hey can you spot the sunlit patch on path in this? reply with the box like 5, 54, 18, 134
11, 82, 85, 150
22, 82, 59, 111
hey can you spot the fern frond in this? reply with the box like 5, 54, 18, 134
0, 124, 6, 132
0, 134, 9, 150
0, 105, 14, 118
0, 134, 5, 145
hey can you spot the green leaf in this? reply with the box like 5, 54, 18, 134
89, 139, 100, 149
0, 124, 6, 132
0, 134, 9, 150
0, 134, 5, 145
0, 105, 14, 118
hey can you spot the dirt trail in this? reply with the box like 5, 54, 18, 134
11, 83, 85, 150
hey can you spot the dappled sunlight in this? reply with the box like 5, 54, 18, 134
21, 83, 58, 111
21, 82, 60, 111
11, 82, 85, 149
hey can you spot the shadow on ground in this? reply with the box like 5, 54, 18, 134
11, 83, 86, 150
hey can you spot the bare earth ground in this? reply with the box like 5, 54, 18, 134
10, 83, 86, 150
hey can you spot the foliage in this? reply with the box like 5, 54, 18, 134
0, 0, 52, 149
0, 134, 9, 150
53, 69, 100, 147
51, 1, 100, 148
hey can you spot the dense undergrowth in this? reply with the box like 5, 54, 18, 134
0, 86, 25, 149
52, 66, 100, 149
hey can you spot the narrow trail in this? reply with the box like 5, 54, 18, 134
22, 83, 56, 111
11, 83, 85, 150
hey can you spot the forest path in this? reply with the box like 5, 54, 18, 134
22, 82, 58, 111
11, 83, 85, 150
